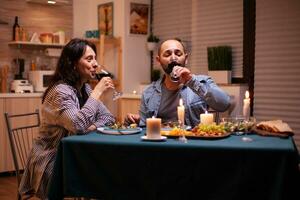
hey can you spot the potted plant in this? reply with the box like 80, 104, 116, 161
147, 33, 160, 51
207, 46, 232, 84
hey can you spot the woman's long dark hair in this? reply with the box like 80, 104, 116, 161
42, 38, 97, 103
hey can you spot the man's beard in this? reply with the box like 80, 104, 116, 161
163, 61, 183, 75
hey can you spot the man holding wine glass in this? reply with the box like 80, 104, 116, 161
125, 38, 230, 127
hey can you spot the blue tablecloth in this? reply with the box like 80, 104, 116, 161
48, 131, 299, 200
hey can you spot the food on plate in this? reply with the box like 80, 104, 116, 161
163, 123, 229, 137
191, 123, 227, 137
129, 123, 138, 129
256, 120, 293, 133
110, 122, 138, 129
163, 127, 192, 136
110, 122, 125, 129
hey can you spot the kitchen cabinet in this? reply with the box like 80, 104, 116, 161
0, 96, 42, 173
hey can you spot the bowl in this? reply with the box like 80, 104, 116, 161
220, 117, 256, 134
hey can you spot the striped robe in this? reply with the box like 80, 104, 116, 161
19, 82, 115, 199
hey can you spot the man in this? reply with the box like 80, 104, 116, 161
125, 38, 230, 127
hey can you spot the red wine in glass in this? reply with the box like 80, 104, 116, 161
95, 69, 113, 81
95, 69, 122, 101
168, 62, 181, 82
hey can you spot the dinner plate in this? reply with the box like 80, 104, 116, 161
97, 127, 142, 135
161, 126, 191, 130
184, 132, 231, 139
141, 135, 167, 141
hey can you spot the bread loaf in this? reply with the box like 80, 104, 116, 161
256, 120, 293, 133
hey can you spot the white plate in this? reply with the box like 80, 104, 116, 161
141, 135, 167, 141
97, 127, 142, 135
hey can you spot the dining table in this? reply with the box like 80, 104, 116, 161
48, 129, 300, 200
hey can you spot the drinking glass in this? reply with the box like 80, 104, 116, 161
95, 69, 123, 101
170, 69, 180, 82
241, 117, 256, 142
178, 119, 187, 143
168, 62, 180, 83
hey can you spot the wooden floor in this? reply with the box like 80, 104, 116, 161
0, 174, 19, 200
0, 174, 39, 200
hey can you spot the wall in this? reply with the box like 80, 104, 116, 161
73, 0, 150, 94
0, 0, 73, 87
254, 0, 300, 150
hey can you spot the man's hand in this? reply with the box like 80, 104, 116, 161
124, 113, 140, 126
172, 66, 192, 84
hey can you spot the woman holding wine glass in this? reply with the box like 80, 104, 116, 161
18, 38, 115, 199
95, 66, 123, 101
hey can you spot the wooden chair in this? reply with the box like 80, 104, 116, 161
4, 109, 40, 200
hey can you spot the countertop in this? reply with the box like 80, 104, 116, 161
120, 93, 141, 99
0, 92, 142, 99
0, 93, 43, 98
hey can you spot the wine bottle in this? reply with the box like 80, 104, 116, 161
12, 16, 20, 41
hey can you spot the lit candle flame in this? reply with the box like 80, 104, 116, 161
245, 91, 250, 99
205, 110, 208, 114
179, 98, 183, 106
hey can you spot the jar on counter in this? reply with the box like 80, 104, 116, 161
39, 33, 53, 43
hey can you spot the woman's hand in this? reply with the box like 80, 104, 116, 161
91, 77, 114, 100
87, 124, 97, 131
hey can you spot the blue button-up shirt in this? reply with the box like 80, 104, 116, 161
139, 75, 230, 127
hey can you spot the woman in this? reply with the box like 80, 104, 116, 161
19, 38, 115, 199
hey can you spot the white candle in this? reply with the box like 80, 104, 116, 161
200, 111, 214, 125
177, 99, 185, 126
146, 116, 161, 139
243, 91, 250, 120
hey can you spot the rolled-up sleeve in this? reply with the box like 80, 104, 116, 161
185, 75, 230, 112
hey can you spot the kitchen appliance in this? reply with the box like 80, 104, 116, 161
28, 70, 54, 92
10, 80, 33, 93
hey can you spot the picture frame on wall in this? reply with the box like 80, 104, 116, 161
130, 3, 149, 35
98, 2, 113, 36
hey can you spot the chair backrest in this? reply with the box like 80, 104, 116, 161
4, 109, 40, 186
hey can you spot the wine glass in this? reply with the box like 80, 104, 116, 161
168, 62, 181, 83
241, 117, 256, 142
95, 69, 123, 101
170, 69, 180, 82
178, 120, 187, 143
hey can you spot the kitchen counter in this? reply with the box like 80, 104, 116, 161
0, 93, 141, 99
0, 93, 43, 98
120, 93, 141, 99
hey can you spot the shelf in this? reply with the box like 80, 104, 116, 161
8, 41, 64, 48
